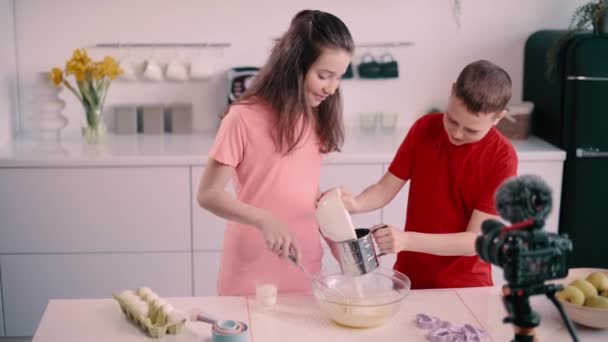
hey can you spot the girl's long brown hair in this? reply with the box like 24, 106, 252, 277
230, 9, 354, 154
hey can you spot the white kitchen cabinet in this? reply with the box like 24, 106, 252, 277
1, 252, 192, 336
517, 161, 563, 234
0, 167, 191, 253
193, 251, 222, 296
319, 164, 383, 229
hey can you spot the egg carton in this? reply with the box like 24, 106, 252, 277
112, 288, 187, 338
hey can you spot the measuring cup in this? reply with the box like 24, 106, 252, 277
324, 225, 388, 277
191, 311, 249, 342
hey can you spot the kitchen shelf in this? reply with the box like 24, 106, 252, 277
94, 42, 231, 49
356, 41, 415, 48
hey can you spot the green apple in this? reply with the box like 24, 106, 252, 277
556, 285, 586, 306
586, 272, 608, 292
584, 295, 608, 309
570, 279, 598, 299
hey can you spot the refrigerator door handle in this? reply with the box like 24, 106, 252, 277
576, 147, 608, 158
567, 76, 608, 81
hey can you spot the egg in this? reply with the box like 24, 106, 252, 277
136, 287, 152, 298
120, 291, 139, 306
119, 290, 135, 301
146, 293, 160, 303
161, 303, 175, 315
120, 289, 136, 298
167, 310, 187, 324
134, 301, 150, 317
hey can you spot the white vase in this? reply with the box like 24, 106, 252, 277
26, 71, 68, 142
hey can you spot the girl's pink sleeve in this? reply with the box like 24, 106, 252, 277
209, 109, 247, 167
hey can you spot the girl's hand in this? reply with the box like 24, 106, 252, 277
372, 224, 407, 254
259, 214, 301, 261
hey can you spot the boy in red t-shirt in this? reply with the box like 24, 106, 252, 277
340, 60, 518, 289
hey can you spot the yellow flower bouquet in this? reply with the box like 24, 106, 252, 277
49, 49, 123, 143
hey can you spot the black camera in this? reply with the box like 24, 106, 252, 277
475, 174, 573, 287
476, 219, 572, 287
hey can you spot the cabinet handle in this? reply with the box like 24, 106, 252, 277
567, 76, 608, 81
576, 148, 608, 158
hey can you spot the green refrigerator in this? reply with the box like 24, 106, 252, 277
524, 30, 608, 268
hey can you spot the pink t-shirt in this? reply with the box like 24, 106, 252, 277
209, 100, 323, 296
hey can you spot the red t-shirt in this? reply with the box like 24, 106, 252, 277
388, 113, 518, 289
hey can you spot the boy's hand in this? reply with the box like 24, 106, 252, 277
259, 214, 301, 261
338, 186, 360, 213
316, 187, 360, 213
372, 224, 406, 254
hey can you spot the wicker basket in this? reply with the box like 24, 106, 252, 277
496, 102, 534, 140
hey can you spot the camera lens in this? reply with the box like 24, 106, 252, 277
476, 220, 504, 265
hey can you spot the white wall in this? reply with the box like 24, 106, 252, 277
0, 0, 18, 145
12, 0, 588, 138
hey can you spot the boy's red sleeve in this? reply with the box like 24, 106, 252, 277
388, 117, 423, 181
475, 148, 518, 215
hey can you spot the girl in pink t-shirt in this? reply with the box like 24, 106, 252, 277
197, 10, 354, 296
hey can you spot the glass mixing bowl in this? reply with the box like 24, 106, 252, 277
312, 267, 411, 328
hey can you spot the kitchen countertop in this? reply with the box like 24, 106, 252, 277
0, 130, 565, 167
32, 286, 606, 342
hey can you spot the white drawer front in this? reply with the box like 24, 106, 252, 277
0, 167, 191, 253
1, 253, 192, 336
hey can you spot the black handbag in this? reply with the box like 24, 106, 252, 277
357, 53, 382, 79
378, 53, 399, 78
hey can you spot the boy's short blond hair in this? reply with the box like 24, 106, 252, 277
455, 60, 512, 115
